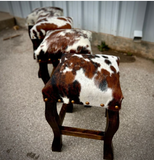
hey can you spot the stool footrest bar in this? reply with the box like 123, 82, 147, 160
61, 126, 104, 140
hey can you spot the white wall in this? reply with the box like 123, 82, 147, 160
0, 1, 153, 43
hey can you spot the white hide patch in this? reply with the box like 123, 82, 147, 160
58, 29, 75, 36
74, 29, 92, 41
62, 97, 69, 104
40, 29, 46, 35
72, 54, 83, 58
65, 36, 92, 54
74, 69, 113, 108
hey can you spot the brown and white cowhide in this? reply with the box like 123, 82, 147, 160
34, 29, 92, 62
30, 16, 73, 40
42, 53, 123, 111
26, 7, 63, 26
27, 7, 64, 52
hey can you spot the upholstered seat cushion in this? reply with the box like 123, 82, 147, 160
30, 16, 73, 40
34, 29, 92, 62
42, 53, 123, 110
26, 7, 63, 26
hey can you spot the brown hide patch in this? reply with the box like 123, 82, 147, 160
42, 82, 59, 102
107, 72, 122, 98
110, 66, 116, 73
57, 17, 67, 21
36, 23, 72, 39
63, 71, 75, 85
116, 57, 120, 66
51, 64, 75, 98
68, 80, 81, 102
60, 54, 99, 79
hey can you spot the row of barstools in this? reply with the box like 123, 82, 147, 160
26, 7, 92, 84
26, 7, 123, 160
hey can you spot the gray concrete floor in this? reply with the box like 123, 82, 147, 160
0, 28, 154, 160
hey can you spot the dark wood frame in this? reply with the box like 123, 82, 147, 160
28, 26, 51, 84
38, 62, 50, 84
45, 101, 119, 160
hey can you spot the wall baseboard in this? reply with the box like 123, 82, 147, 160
92, 31, 154, 60
14, 16, 154, 60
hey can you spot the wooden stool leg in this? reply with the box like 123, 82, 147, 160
45, 101, 62, 152
38, 63, 50, 84
104, 110, 119, 160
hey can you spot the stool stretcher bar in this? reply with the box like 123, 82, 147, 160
61, 126, 105, 140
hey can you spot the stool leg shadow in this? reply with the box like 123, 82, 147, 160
105, 109, 107, 117
104, 110, 119, 160
38, 63, 50, 84
45, 101, 62, 152
66, 103, 73, 113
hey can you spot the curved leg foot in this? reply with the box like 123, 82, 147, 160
104, 110, 119, 160
45, 101, 62, 152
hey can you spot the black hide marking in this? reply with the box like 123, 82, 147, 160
99, 79, 108, 91
102, 55, 108, 59
105, 59, 111, 65
95, 55, 100, 58
68, 80, 81, 100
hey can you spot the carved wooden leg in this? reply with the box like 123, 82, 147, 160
104, 110, 119, 160
45, 101, 62, 152
38, 63, 50, 84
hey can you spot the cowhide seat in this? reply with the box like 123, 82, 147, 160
26, 6, 63, 33
27, 8, 73, 84
34, 29, 92, 84
26, 7, 63, 48
30, 16, 73, 51
42, 53, 123, 160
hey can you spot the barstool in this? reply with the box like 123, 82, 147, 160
34, 28, 92, 84
29, 16, 73, 51
42, 53, 123, 160
26, 8, 73, 84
